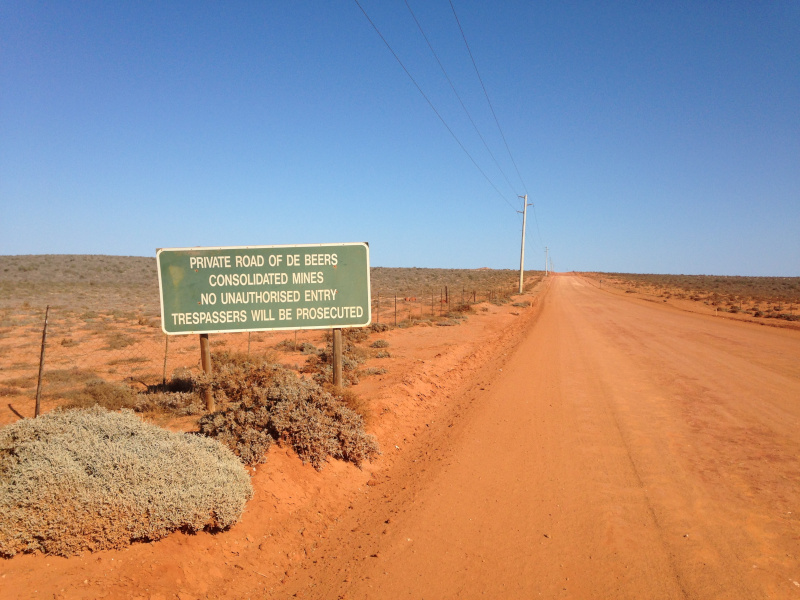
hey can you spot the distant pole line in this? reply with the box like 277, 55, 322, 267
518, 194, 530, 293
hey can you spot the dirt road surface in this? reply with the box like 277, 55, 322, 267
281, 274, 800, 599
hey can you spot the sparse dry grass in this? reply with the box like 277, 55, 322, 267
0, 255, 160, 314
370, 267, 540, 298
585, 272, 800, 321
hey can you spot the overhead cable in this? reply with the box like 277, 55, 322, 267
404, 0, 519, 199
353, 0, 516, 211
449, 0, 528, 195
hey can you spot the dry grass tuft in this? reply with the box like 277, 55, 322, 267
64, 380, 139, 411
63, 371, 203, 416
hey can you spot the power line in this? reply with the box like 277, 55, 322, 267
352, 0, 516, 211
530, 200, 544, 248
448, 0, 528, 195
446, 0, 547, 251
403, 0, 519, 199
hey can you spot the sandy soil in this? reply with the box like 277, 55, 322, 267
581, 274, 800, 332
0, 281, 547, 599
280, 274, 800, 599
4, 274, 800, 599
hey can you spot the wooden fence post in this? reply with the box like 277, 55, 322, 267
162, 334, 169, 387
200, 333, 213, 411
34, 305, 50, 418
332, 328, 343, 387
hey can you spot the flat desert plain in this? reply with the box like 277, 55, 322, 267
2, 272, 800, 599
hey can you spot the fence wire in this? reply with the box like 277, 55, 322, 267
0, 278, 534, 413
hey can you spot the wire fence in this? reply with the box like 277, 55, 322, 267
0, 280, 533, 415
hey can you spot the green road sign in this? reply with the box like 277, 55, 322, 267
157, 243, 371, 334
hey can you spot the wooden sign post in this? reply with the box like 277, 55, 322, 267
199, 333, 213, 411
332, 328, 343, 388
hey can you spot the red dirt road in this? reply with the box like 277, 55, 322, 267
281, 274, 800, 599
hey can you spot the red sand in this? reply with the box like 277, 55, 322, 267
4, 275, 800, 599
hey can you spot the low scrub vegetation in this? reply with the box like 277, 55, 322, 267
592, 272, 799, 304
63, 371, 204, 416
197, 362, 379, 470
300, 331, 368, 387
588, 272, 800, 322
370, 266, 541, 299
0, 407, 252, 557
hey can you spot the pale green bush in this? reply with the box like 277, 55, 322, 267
0, 407, 252, 557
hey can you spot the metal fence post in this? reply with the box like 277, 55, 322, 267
34, 305, 50, 417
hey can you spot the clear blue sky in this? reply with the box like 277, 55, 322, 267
2, 1, 798, 275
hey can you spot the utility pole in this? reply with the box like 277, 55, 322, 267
518, 194, 531, 294
545, 246, 549, 276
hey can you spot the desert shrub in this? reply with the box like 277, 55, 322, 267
211, 350, 258, 370
370, 339, 389, 348
198, 365, 379, 470
300, 342, 320, 355
327, 385, 373, 424
64, 380, 139, 411
2, 375, 36, 388
363, 367, 387, 376
307, 338, 366, 387
312, 361, 360, 386
370, 322, 389, 333
44, 368, 99, 385
161, 368, 195, 393
348, 345, 371, 363
103, 332, 135, 350
0, 407, 252, 557
134, 391, 203, 416
453, 303, 475, 313
436, 319, 460, 326
344, 328, 369, 343
275, 338, 297, 351
66, 370, 202, 416
375, 351, 391, 359
512, 301, 531, 308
